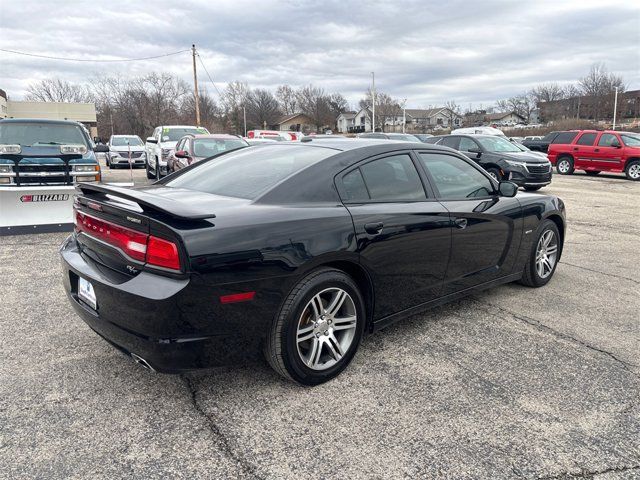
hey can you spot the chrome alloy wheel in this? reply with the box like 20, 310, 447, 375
557, 159, 570, 173
296, 288, 357, 371
628, 163, 640, 179
536, 230, 558, 279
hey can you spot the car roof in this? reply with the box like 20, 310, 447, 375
189, 134, 243, 140
262, 138, 455, 152
0, 118, 83, 126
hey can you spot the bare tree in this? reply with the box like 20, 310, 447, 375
275, 85, 298, 115
246, 88, 281, 129
25, 78, 92, 103
530, 83, 566, 104
494, 99, 509, 112
579, 63, 625, 120
222, 81, 249, 134
359, 89, 401, 132
442, 100, 461, 128
296, 85, 333, 132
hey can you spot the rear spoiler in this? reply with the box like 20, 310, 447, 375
76, 183, 216, 220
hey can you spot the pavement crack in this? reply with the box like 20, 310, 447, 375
473, 299, 640, 380
537, 464, 640, 479
181, 375, 265, 480
559, 261, 639, 285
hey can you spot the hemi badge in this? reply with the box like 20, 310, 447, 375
127, 216, 142, 224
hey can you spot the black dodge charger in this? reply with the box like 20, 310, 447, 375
60, 139, 566, 385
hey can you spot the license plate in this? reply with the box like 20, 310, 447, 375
78, 277, 97, 310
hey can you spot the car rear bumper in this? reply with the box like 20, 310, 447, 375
59, 235, 269, 372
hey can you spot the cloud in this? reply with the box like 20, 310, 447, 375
1, 0, 638, 110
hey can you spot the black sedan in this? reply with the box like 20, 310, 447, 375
60, 140, 566, 385
425, 134, 553, 191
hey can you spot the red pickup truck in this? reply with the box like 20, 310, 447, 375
548, 130, 640, 181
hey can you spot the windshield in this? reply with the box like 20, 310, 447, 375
475, 136, 522, 153
111, 136, 143, 147
162, 127, 208, 142
621, 134, 640, 147
166, 145, 334, 199
0, 122, 88, 147
193, 138, 247, 157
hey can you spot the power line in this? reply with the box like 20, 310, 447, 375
0, 47, 190, 63
196, 53, 223, 97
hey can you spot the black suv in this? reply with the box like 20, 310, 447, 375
425, 134, 552, 191
521, 131, 579, 153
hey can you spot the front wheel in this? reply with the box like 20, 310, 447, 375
146, 160, 155, 179
556, 156, 574, 175
519, 220, 561, 287
625, 161, 640, 181
486, 167, 502, 182
265, 268, 365, 385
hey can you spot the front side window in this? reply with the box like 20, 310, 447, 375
165, 145, 333, 200
598, 133, 618, 147
459, 137, 480, 152
576, 133, 597, 146
342, 154, 426, 202
419, 153, 494, 199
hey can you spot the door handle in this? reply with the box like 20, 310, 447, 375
453, 218, 468, 229
594, 148, 600, 152
364, 222, 384, 234
573, 147, 579, 151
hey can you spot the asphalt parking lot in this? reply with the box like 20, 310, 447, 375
1, 163, 639, 479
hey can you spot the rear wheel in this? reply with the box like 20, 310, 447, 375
265, 268, 365, 385
519, 220, 561, 287
556, 156, 574, 175
625, 160, 640, 181
585, 170, 601, 176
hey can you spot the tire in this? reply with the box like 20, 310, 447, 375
146, 160, 155, 179
556, 156, 574, 175
625, 160, 640, 181
155, 157, 161, 180
265, 268, 366, 385
585, 170, 600, 176
524, 186, 542, 191
519, 219, 561, 288
486, 167, 502, 182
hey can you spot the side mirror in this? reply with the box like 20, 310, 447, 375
93, 144, 109, 153
498, 181, 518, 197
610, 139, 621, 148
146, 137, 157, 144
174, 150, 189, 158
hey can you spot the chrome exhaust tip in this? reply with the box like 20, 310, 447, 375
130, 353, 156, 372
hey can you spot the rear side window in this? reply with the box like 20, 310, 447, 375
552, 132, 578, 144
576, 133, 597, 146
439, 137, 459, 149
341, 154, 426, 202
166, 145, 333, 199
598, 133, 618, 147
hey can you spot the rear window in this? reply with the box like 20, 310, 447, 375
576, 133, 597, 146
551, 132, 578, 144
165, 145, 334, 199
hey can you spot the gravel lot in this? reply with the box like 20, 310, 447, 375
1, 162, 639, 479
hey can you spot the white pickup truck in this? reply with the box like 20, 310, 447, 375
145, 125, 209, 179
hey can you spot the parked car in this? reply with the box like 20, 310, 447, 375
413, 134, 434, 142
356, 132, 421, 142
246, 130, 289, 141
106, 135, 146, 169
426, 134, 553, 190
61, 139, 566, 385
451, 126, 505, 136
167, 134, 248, 173
523, 135, 543, 141
145, 125, 209, 179
0, 118, 102, 234
521, 131, 578, 152
547, 130, 640, 180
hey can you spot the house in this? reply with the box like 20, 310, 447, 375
404, 107, 463, 133
353, 108, 372, 133
485, 112, 526, 125
336, 111, 356, 133
272, 113, 315, 133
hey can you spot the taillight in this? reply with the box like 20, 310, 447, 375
75, 210, 181, 272
146, 235, 180, 270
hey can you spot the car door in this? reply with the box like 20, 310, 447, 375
336, 152, 452, 320
592, 132, 625, 171
417, 151, 523, 294
571, 132, 598, 170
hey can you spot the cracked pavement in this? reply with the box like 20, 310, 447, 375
1, 168, 639, 479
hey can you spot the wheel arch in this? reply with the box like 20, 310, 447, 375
544, 213, 565, 259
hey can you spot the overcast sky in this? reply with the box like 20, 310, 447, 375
1, 0, 639, 110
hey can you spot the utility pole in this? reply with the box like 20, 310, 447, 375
243, 106, 247, 137
612, 87, 619, 130
371, 72, 376, 133
191, 44, 201, 126
402, 98, 407, 133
